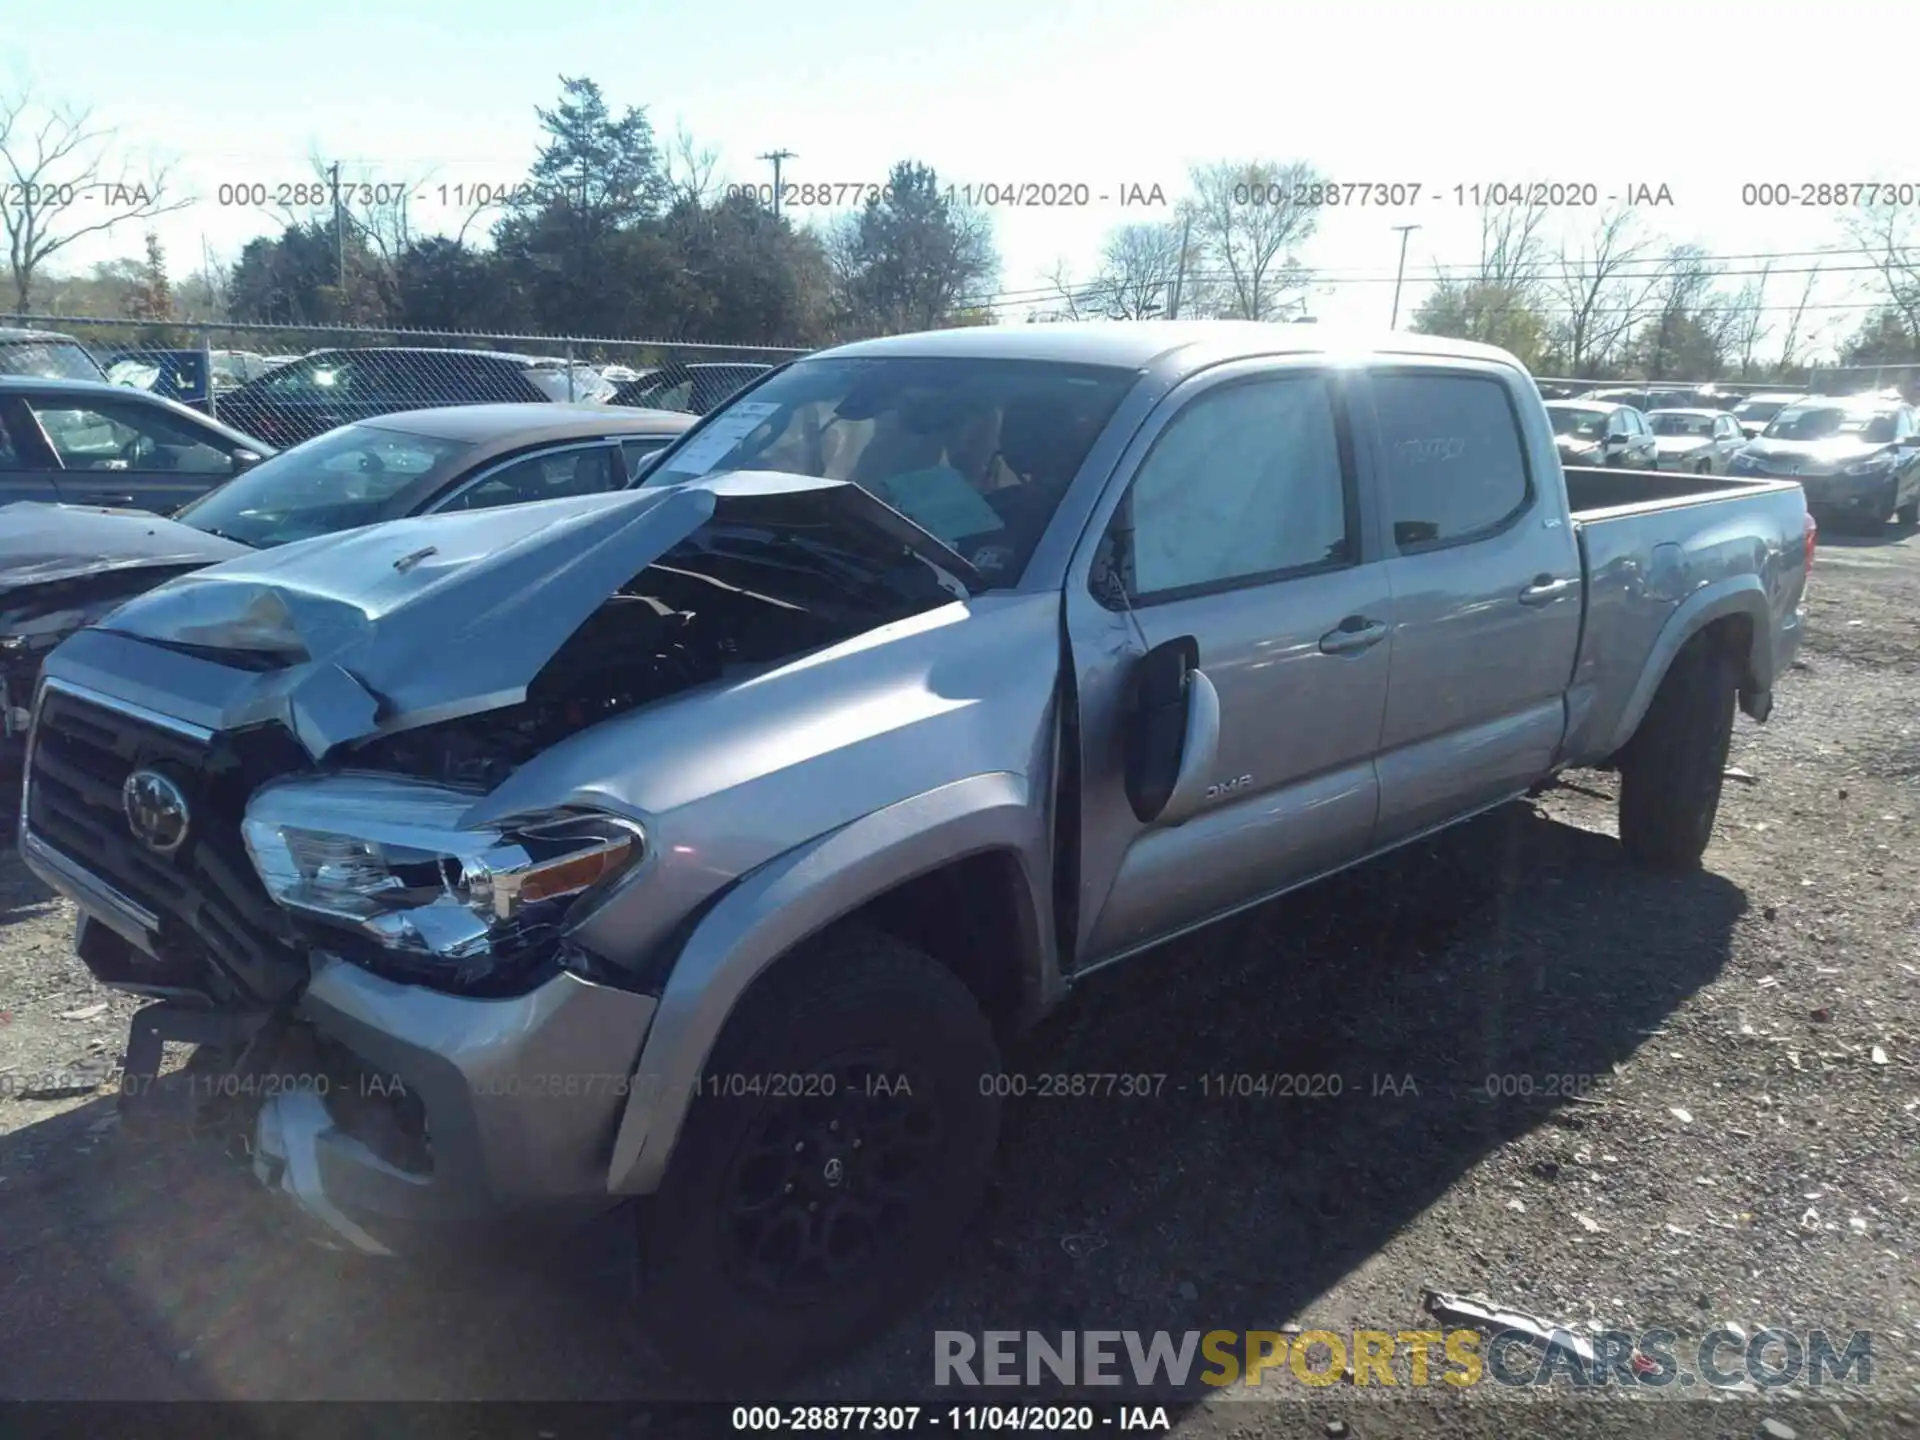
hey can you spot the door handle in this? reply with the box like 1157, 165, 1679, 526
74, 493, 136, 508
1318, 616, 1389, 655
1519, 575, 1579, 606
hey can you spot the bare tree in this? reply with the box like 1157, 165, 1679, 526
1094, 221, 1189, 320
1182, 160, 1322, 321
0, 87, 192, 310
1047, 221, 1191, 321
1845, 199, 1920, 340
1725, 263, 1772, 378
1475, 202, 1551, 294
663, 124, 722, 209
1774, 264, 1823, 378
1550, 206, 1663, 374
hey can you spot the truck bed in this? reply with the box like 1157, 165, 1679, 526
1563, 464, 1774, 516
1557, 465, 1809, 768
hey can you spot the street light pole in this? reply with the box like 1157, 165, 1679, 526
1390, 223, 1420, 329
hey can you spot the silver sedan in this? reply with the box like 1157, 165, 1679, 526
1646, 408, 1748, 474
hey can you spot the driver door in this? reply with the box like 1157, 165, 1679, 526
17, 392, 244, 513
1062, 360, 1392, 968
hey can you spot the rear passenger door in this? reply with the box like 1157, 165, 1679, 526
1353, 366, 1583, 849
1064, 361, 1394, 965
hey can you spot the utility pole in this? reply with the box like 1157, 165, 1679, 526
1389, 223, 1420, 329
1166, 213, 1193, 320
329, 161, 346, 298
757, 149, 796, 218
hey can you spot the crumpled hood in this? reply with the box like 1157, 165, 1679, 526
92, 471, 975, 759
0, 501, 251, 591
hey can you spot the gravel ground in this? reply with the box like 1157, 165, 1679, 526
1, 525, 1915, 1438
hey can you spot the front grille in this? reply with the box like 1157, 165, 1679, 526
26, 686, 308, 1006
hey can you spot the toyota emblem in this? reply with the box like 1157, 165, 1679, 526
122, 769, 191, 856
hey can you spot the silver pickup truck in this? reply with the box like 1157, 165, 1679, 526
16, 323, 1812, 1381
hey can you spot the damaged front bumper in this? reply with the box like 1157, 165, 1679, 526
121, 956, 659, 1256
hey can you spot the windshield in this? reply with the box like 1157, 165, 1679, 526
1763, 406, 1894, 443
0, 338, 106, 381
1649, 412, 1715, 438
173, 423, 472, 548
1733, 399, 1788, 423
1547, 406, 1609, 440
642, 355, 1138, 584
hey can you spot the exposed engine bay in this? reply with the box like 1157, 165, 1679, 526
352, 543, 946, 789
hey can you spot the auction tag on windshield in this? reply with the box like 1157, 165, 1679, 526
663, 401, 782, 476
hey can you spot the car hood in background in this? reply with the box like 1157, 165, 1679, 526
0, 502, 252, 592
1738, 436, 1888, 475
1654, 436, 1712, 452
93, 471, 978, 760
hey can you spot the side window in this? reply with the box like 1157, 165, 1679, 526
620, 437, 669, 481
440, 445, 622, 511
1371, 374, 1531, 550
25, 399, 235, 474
1102, 374, 1349, 603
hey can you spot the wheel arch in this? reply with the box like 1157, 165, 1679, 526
604, 771, 1058, 1196
1604, 577, 1769, 758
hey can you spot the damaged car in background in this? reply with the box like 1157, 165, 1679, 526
18, 323, 1811, 1384
0, 402, 695, 825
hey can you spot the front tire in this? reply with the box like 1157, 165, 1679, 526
1896, 489, 1919, 526
635, 927, 1002, 1385
1617, 633, 1739, 870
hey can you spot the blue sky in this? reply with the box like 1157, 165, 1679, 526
6, 0, 1913, 361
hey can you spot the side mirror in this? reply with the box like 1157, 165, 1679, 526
231, 450, 262, 471
1122, 635, 1220, 827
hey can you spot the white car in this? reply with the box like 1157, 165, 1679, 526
1646, 408, 1749, 474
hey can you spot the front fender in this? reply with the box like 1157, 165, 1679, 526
1602, 575, 1773, 757
603, 770, 1052, 1195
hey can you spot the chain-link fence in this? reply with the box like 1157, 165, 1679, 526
0, 314, 809, 449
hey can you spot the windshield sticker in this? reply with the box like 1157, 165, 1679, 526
662, 401, 782, 476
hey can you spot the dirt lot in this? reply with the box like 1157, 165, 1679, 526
1, 526, 1915, 1438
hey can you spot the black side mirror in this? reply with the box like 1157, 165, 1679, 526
1124, 636, 1200, 824
231, 450, 262, 471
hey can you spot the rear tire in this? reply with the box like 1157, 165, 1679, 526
1617, 633, 1739, 870
634, 927, 1002, 1385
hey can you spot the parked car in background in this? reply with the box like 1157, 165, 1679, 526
0, 376, 272, 511
105, 349, 277, 413
0, 327, 107, 382
0, 402, 693, 810
1545, 399, 1659, 468
1645, 408, 1749, 473
610, 361, 775, 415
1578, 386, 1701, 413
1729, 395, 1920, 534
1729, 391, 1805, 439
216, 347, 620, 448
17, 323, 1810, 1382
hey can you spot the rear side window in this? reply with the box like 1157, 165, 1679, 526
1371, 374, 1531, 550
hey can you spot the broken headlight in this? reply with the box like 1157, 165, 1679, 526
241, 774, 644, 989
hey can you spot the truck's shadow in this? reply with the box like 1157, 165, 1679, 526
0, 800, 1744, 1403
